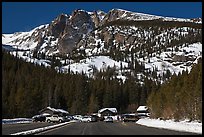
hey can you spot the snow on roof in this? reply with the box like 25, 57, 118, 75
137, 106, 149, 111
98, 108, 117, 113
46, 106, 69, 114
47, 106, 57, 112
57, 109, 69, 114
41, 113, 51, 116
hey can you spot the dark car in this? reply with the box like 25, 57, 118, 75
99, 116, 105, 121
90, 115, 99, 122
64, 115, 74, 122
32, 115, 46, 122
121, 114, 139, 122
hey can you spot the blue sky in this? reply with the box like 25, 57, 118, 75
2, 2, 202, 34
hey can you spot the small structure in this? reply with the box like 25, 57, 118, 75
39, 106, 69, 117
137, 106, 150, 117
98, 108, 118, 120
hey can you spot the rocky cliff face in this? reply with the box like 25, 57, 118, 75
34, 10, 96, 54
47, 13, 68, 38
3, 8, 201, 56
57, 10, 95, 53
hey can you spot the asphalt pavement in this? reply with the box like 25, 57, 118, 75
35, 121, 198, 135
2, 122, 56, 135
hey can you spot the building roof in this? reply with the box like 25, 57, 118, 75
56, 108, 69, 114
98, 108, 117, 113
40, 106, 69, 114
137, 106, 149, 111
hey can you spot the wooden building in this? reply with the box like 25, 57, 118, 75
98, 108, 117, 117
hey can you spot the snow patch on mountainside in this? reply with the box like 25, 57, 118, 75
61, 56, 128, 77
2, 24, 48, 50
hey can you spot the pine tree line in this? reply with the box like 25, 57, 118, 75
2, 50, 157, 118
147, 58, 202, 121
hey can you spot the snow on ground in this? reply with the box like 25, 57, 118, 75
61, 56, 128, 76
2, 118, 32, 124
2, 118, 76, 135
136, 118, 202, 134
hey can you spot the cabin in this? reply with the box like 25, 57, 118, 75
98, 108, 117, 117
39, 106, 69, 117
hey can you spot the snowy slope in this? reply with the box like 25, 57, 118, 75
61, 56, 128, 76
2, 24, 48, 51
143, 42, 202, 75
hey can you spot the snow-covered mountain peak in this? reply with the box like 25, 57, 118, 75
102, 8, 200, 24
2, 8, 202, 83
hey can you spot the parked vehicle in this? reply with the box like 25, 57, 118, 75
32, 114, 46, 122
81, 116, 92, 122
121, 114, 139, 122
137, 106, 150, 118
104, 116, 113, 123
64, 115, 74, 122
90, 115, 99, 122
137, 112, 150, 118
98, 116, 105, 121
73, 115, 83, 121
46, 115, 65, 123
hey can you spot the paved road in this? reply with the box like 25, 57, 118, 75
2, 122, 56, 135
37, 121, 198, 135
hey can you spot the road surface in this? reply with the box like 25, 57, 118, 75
36, 121, 198, 135
2, 122, 56, 135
